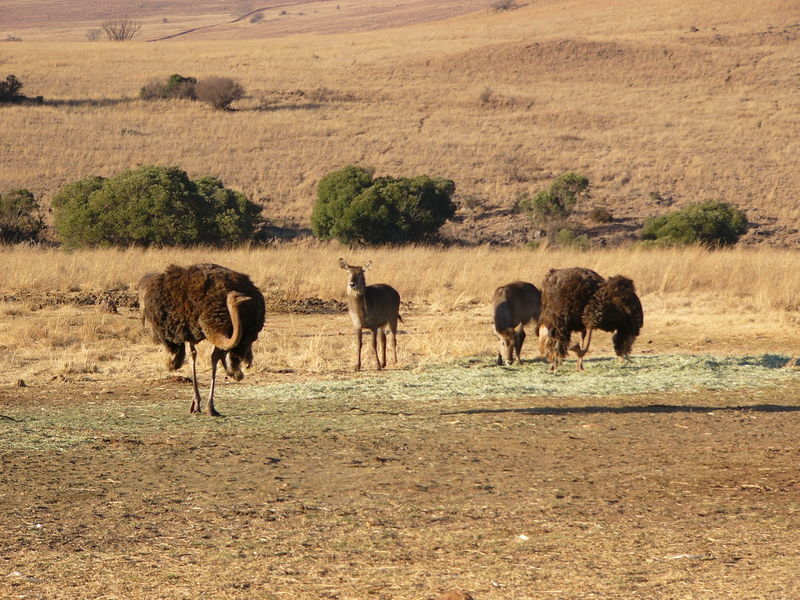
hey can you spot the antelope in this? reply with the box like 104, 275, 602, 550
492, 281, 542, 365
338, 258, 403, 371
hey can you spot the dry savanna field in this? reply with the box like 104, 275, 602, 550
2, 1, 800, 599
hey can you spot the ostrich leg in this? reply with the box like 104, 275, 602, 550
206, 348, 224, 417
189, 343, 202, 413
574, 329, 593, 371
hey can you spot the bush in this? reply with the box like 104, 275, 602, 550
311, 166, 456, 246
196, 76, 245, 110
518, 172, 589, 226
0, 189, 45, 243
491, 0, 521, 11
555, 228, 590, 250
0, 74, 24, 103
641, 200, 748, 247
102, 19, 141, 41
589, 205, 614, 223
140, 73, 197, 101
52, 166, 262, 248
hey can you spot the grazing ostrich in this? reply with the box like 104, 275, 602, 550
575, 275, 644, 367
537, 267, 604, 371
492, 281, 541, 365
338, 258, 402, 371
139, 264, 265, 416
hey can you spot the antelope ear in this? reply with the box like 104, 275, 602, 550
338, 258, 349, 270
363, 260, 373, 271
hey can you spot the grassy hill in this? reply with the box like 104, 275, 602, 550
1, 0, 798, 246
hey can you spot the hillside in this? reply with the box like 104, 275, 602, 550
0, 0, 798, 246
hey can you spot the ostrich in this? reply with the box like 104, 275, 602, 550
492, 281, 541, 365
575, 275, 644, 368
138, 264, 266, 416
537, 267, 604, 371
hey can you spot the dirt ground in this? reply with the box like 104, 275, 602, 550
2, 299, 800, 599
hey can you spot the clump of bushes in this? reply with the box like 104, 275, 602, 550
311, 165, 456, 246
52, 165, 262, 248
196, 76, 245, 110
140, 73, 197, 100
641, 200, 748, 247
517, 172, 589, 227
0, 188, 45, 243
0, 74, 24, 103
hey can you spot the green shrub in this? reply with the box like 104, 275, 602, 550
518, 172, 589, 226
555, 228, 590, 250
641, 200, 748, 247
311, 166, 456, 245
0, 74, 24, 103
0, 189, 45, 243
194, 176, 263, 245
52, 166, 261, 248
140, 73, 197, 101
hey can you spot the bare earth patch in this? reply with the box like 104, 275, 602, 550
2, 351, 800, 599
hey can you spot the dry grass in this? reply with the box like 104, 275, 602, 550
2, 244, 800, 308
2, 245, 800, 385
1, 0, 798, 244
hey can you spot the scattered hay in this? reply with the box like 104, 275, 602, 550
244, 354, 797, 403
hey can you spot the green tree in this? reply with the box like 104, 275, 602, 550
311, 166, 456, 246
311, 165, 375, 240
52, 166, 261, 247
641, 200, 748, 247
0, 189, 45, 243
195, 176, 263, 246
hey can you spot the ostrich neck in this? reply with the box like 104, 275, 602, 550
207, 292, 245, 350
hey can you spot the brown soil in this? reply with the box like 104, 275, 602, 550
2, 371, 800, 598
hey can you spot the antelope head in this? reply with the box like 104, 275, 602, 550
338, 258, 372, 295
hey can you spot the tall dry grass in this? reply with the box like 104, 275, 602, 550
2, 245, 799, 311
2, 245, 800, 382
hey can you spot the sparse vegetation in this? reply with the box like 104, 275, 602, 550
555, 227, 590, 249
641, 200, 748, 247
139, 73, 197, 101
491, 0, 522, 12
517, 172, 590, 228
0, 189, 45, 244
311, 165, 456, 245
51, 165, 261, 248
101, 19, 142, 41
589, 205, 614, 223
195, 76, 245, 110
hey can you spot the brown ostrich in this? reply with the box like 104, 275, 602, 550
138, 264, 266, 416
537, 267, 604, 371
575, 275, 644, 368
492, 281, 541, 365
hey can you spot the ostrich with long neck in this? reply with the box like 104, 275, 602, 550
139, 264, 265, 416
